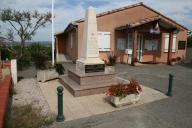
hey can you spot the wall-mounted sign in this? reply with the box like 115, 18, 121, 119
150, 22, 160, 34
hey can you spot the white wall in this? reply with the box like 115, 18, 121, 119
11, 59, 17, 85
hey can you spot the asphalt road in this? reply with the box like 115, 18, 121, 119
49, 63, 192, 128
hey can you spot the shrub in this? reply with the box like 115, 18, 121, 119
176, 56, 181, 61
55, 63, 65, 75
30, 44, 51, 70
171, 58, 176, 62
0, 48, 10, 60
17, 53, 31, 70
1, 44, 52, 70
29, 43, 51, 60
106, 79, 142, 98
107, 53, 117, 66
5, 45, 32, 70
32, 53, 50, 70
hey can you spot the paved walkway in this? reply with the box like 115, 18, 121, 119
46, 63, 192, 128
39, 78, 167, 121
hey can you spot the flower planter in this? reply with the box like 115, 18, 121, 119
170, 62, 176, 65
105, 66, 115, 73
110, 94, 140, 107
37, 68, 59, 82
134, 62, 140, 66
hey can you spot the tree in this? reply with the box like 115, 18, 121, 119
0, 8, 51, 57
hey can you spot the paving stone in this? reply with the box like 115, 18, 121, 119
38, 79, 167, 121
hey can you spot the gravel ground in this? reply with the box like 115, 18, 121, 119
12, 78, 53, 116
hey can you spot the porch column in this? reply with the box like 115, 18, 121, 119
131, 30, 138, 66
167, 32, 173, 65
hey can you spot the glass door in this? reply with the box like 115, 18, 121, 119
137, 33, 143, 62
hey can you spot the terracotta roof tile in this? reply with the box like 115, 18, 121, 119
74, 2, 143, 23
74, 2, 187, 30
56, 2, 187, 36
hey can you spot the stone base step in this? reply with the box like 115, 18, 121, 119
59, 75, 128, 97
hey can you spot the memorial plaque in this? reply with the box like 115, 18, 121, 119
85, 64, 105, 73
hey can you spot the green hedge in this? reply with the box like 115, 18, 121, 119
0, 48, 10, 60
1, 43, 52, 70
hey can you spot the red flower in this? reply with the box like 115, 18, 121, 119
137, 84, 142, 92
105, 80, 142, 98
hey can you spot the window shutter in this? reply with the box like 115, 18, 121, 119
98, 32, 102, 50
98, 32, 110, 51
128, 33, 133, 49
172, 34, 176, 52
164, 33, 169, 52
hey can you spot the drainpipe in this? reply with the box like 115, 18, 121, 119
75, 26, 78, 60
72, 24, 78, 60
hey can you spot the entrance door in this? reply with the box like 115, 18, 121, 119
137, 34, 143, 62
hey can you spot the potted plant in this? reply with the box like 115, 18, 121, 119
106, 79, 142, 107
55, 63, 65, 75
36, 61, 59, 82
32, 49, 60, 82
170, 58, 176, 65
176, 57, 181, 62
133, 58, 139, 66
105, 53, 117, 72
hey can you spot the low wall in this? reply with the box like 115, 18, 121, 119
0, 61, 13, 128
0, 75, 12, 128
0, 61, 11, 80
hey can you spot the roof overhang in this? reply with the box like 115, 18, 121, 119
54, 22, 78, 36
116, 16, 183, 32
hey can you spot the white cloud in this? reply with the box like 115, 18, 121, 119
1, 0, 192, 41
54, 0, 192, 33
54, 3, 85, 33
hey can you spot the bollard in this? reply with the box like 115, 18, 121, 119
166, 74, 174, 96
56, 86, 65, 122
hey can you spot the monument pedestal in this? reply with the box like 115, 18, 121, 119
59, 6, 127, 97
76, 58, 105, 73
60, 69, 127, 97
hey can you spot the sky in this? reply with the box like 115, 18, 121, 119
0, 0, 192, 41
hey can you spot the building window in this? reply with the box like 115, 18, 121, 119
70, 32, 74, 48
144, 40, 158, 51
117, 38, 126, 50
127, 33, 133, 49
178, 41, 186, 50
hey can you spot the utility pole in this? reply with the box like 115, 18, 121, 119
52, 0, 55, 65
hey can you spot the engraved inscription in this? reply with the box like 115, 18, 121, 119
85, 64, 105, 73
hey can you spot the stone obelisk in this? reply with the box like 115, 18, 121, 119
60, 6, 125, 97
76, 6, 104, 73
